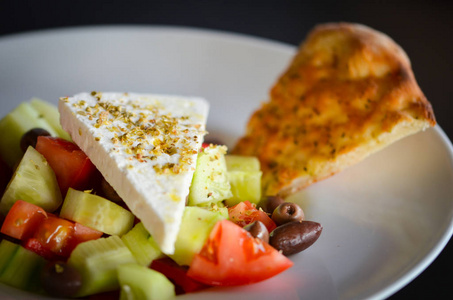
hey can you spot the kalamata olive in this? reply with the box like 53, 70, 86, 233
203, 137, 224, 146
41, 261, 82, 297
243, 220, 269, 243
271, 202, 304, 225
269, 221, 322, 256
100, 177, 123, 203
20, 128, 51, 152
258, 195, 284, 213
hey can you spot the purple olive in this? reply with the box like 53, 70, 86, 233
203, 137, 225, 146
243, 220, 269, 243
258, 195, 285, 213
41, 261, 82, 297
271, 202, 304, 225
269, 221, 323, 256
20, 128, 51, 152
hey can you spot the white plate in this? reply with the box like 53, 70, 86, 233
0, 26, 452, 300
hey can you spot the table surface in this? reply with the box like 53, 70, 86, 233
0, 1, 451, 299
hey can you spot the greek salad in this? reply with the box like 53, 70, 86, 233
0, 97, 322, 299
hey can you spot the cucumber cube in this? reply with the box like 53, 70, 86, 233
225, 155, 262, 206
0, 101, 58, 168
60, 188, 134, 236
121, 222, 165, 267
118, 263, 175, 300
0, 240, 19, 274
225, 155, 261, 172
30, 98, 72, 141
0, 240, 46, 292
68, 236, 137, 297
188, 145, 232, 206
0, 146, 62, 215
169, 206, 226, 266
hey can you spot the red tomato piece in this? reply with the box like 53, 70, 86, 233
187, 220, 293, 286
23, 238, 62, 261
228, 201, 277, 233
73, 222, 103, 242
1, 200, 48, 240
65, 222, 103, 253
151, 257, 208, 295
35, 136, 99, 195
34, 216, 75, 257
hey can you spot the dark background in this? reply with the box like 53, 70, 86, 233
0, 1, 451, 299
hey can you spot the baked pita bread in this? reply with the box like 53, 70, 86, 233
233, 23, 436, 197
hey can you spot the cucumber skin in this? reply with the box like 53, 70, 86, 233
118, 263, 175, 300
0, 240, 19, 275
60, 188, 134, 236
121, 222, 165, 267
0, 113, 29, 168
0, 99, 71, 168
0, 146, 62, 215
0, 102, 58, 168
30, 98, 72, 141
0, 240, 46, 292
68, 236, 137, 297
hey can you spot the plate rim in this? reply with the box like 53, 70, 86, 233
368, 125, 453, 300
0, 24, 297, 55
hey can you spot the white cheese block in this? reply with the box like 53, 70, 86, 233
59, 92, 209, 254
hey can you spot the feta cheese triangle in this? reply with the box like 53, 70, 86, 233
59, 92, 209, 254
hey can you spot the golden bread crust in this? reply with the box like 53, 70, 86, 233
232, 23, 436, 197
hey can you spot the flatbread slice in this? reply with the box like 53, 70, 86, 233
233, 23, 436, 197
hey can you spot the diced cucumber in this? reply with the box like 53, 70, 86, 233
224, 155, 262, 206
188, 145, 232, 206
216, 206, 229, 219
225, 155, 261, 172
0, 239, 19, 274
117, 263, 175, 300
0, 146, 62, 215
67, 235, 137, 297
0, 101, 58, 168
60, 188, 134, 236
195, 201, 229, 218
121, 222, 165, 267
169, 206, 226, 266
0, 240, 46, 292
30, 98, 72, 141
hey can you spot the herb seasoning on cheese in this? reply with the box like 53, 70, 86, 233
59, 92, 209, 254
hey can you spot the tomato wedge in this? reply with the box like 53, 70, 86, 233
228, 201, 277, 233
1, 199, 102, 259
35, 136, 99, 195
65, 222, 103, 253
1, 200, 48, 240
23, 238, 62, 261
187, 220, 293, 286
33, 216, 75, 257
73, 222, 103, 242
151, 257, 208, 295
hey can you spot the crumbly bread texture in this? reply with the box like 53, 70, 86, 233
232, 23, 436, 197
